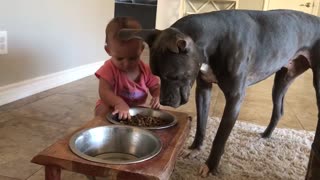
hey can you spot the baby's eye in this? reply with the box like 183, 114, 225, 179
129, 56, 139, 61
116, 57, 124, 61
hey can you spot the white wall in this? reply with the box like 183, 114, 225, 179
0, 0, 114, 87
155, 0, 182, 29
238, 0, 264, 10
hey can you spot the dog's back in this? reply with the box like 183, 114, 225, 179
172, 10, 320, 85
172, 9, 320, 33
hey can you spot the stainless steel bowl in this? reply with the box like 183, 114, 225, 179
69, 125, 162, 164
106, 107, 177, 129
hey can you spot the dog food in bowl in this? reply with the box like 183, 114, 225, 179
119, 114, 171, 127
106, 107, 177, 129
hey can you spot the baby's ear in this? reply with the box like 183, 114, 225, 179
104, 44, 111, 56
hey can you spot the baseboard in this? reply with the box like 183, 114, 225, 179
0, 61, 105, 106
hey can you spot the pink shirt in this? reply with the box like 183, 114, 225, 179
95, 59, 160, 106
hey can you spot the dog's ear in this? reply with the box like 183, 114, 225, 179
118, 29, 161, 48
167, 38, 189, 54
177, 39, 187, 52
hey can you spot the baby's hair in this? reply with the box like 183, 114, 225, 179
105, 17, 142, 43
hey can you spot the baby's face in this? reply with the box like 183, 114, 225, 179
108, 39, 144, 72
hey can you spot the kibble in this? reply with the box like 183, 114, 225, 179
119, 114, 171, 127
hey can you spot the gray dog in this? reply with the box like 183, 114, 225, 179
119, 9, 320, 177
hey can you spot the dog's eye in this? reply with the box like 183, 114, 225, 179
166, 75, 180, 81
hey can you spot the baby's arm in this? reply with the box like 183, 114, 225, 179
98, 78, 131, 119
149, 84, 161, 109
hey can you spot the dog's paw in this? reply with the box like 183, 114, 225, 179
179, 148, 202, 158
198, 164, 210, 178
260, 131, 271, 138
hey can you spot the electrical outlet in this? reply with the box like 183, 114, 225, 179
0, 31, 8, 54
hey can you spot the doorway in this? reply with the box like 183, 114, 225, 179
114, 0, 158, 29
263, 0, 320, 15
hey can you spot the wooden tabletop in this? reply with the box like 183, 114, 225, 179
31, 110, 192, 180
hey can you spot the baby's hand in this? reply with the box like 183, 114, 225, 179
112, 102, 131, 120
150, 96, 160, 110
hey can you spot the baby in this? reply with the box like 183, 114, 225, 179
95, 17, 160, 120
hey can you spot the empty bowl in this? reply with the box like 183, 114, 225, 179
69, 125, 162, 164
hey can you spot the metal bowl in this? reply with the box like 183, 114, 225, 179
69, 125, 162, 164
106, 107, 177, 129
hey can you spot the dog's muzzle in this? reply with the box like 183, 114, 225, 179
159, 85, 190, 108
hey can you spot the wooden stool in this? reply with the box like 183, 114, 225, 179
31, 110, 191, 180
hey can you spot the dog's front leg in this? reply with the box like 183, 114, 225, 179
182, 77, 212, 158
192, 77, 213, 149
199, 78, 246, 177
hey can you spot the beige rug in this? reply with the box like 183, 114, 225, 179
171, 117, 315, 180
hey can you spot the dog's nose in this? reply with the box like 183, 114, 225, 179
160, 99, 171, 106
180, 98, 188, 105
160, 99, 180, 108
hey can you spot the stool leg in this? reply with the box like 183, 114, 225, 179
45, 165, 61, 180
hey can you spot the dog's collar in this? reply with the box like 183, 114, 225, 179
200, 63, 210, 73
200, 63, 218, 83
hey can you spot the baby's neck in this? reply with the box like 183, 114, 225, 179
126, 67, 140, 82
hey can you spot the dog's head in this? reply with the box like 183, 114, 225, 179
119, 28, 202, 107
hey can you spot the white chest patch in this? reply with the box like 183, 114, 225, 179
200, 63, 218, 83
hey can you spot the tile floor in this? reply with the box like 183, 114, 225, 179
0, 53, 318, 179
